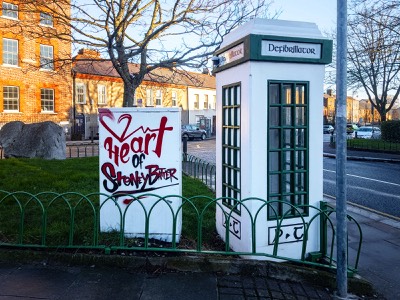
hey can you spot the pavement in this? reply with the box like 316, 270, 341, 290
0, 141, 399, 299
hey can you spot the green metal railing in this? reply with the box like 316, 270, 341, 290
0, 190, 362, 274
182, 154, 216, 191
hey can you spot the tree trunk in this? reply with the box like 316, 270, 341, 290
378, 105, 386, 122
123, 82, 135, 107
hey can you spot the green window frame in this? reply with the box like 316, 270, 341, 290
222, 83, 241, 213
268, 81, 309, 219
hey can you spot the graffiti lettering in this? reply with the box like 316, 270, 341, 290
101, 115, 173, 166
132, 153, 146, 168
101, 162, 177, 193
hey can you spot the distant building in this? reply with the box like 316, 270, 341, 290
359, 99, 382, 124
72, 49, 216, 139
323, 89, 360, 125
323, 89, 335, 124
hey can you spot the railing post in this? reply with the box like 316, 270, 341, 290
182, 136, 188, 155
320, 201, 328, 257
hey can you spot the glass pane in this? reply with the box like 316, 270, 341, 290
283, 173, 292, 192
295, 107, 306, 125
269, 175, 280, 194
284, 151, 292, 170
269, 107, 280, 126
295, 129, 305, 147
296, 85, 305, 104
269, 83, 279, 104
283, 129, 292, 148
283, 84, 292, 104
269, 152, 280, 172
283, 107, 292, 126
295, 173, 305, 192
295, 194, 305, 208
282, 195, 292, 216
295, 151, 305, 169
268, 198, 280, 219
269, 129, 280, 149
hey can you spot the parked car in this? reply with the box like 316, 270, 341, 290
323, 125, 334, 134
355, 126, 381, 139
346, 124, 359, 133
181, 124, 207, 140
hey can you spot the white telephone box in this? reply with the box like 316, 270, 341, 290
214, 19, 332, 260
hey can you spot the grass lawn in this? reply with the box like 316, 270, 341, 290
0, 157, 217, 249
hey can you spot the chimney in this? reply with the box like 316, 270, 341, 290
75, 48, 102, 60
202, 67, 209, 75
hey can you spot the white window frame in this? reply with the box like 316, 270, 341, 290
155, 89, 163, 106
76, 83, 86, 104
3, 86, 19, 112
2, 2, 18, 19
194, 94, 199, 109
146, 89, 153, 106
40, 12, 53, 27
204, 94, 209, 109
171, 91, 177, 107
98, 84, 107, 105
41, 88, 54, 112
2, 38, 18, 66
40, 44, 54, 70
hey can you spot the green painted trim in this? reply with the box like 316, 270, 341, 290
221, 82, 242, 214
214, 34, 332, 73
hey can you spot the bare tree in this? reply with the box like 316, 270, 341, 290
14, 0, 273, 107
347, 0, 400, 121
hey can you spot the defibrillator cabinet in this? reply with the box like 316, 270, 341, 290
213, 19, 332, 260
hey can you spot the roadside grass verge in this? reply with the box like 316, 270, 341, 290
0, 157, 217, 249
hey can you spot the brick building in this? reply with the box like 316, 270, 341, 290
0, 1, 72, 132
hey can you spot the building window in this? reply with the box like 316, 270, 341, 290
2, 2, 18, 19
41, 88, 54, 112
40, 12, 53, 27
194, 94, 199, 109
3, 86, 19, 111
155, 89, 162, 106
2, 38, 18, 66
204, 94, 209, 109
98, 85, 106, 105
222, 84, 241, 213
171, 91, 177, 107
40, 44, 54, 70
268, 81, 309, 219
76, 83, 86, 104
146, 89, 153, 106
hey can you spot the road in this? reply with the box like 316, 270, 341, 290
185, 138, 400, 220
323, 157, 400, 219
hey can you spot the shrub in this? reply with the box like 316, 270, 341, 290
381, 121, 400, 143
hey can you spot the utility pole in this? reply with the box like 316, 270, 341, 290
336, 0, 348, 298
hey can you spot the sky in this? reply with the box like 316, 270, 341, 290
269, 0, 337, 34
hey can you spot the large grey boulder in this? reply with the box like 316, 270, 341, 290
0, 121, 66, 159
